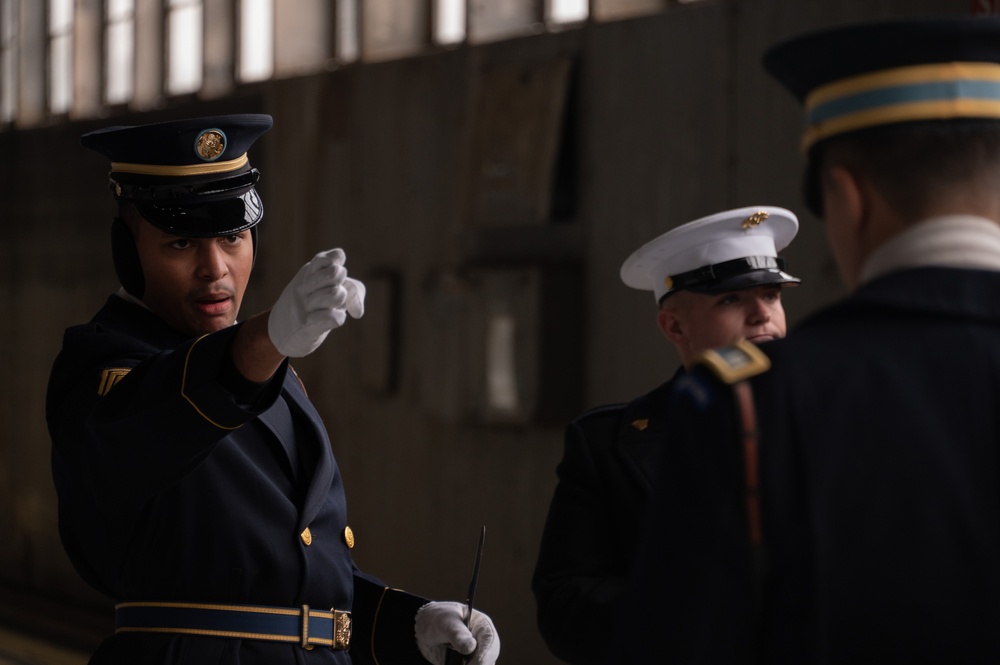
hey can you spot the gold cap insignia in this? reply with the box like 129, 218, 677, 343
343, 526, 355, 549
195, 129, 226, 162
663, 276, 673, 292
300, 527, 312, 546
741, 210, 769, 229
631, 418, 649, 431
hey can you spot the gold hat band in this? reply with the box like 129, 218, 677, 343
801, 62, 1000, 152
806, 62, 1000, 108
802, 98, 1000, 152
110, 153, 249, 176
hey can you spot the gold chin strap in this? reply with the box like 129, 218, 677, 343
110, 153, 249, 177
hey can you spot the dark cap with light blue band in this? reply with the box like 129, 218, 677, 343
763, 17, 1000, 152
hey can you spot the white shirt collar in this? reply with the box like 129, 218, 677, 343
860, 215, 1000, 285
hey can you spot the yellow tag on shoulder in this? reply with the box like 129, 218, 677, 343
696, 339, 770, 384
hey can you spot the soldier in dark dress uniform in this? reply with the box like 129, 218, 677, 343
619, 16, 1000, 664
46, 114, 500, 665
532, 206, 801, 664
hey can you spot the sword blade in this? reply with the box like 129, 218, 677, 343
464, 525, 485, 626
445, 525, 486, 665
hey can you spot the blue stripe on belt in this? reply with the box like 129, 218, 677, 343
115, 602, 351, 650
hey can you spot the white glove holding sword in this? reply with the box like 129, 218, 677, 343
415, 601, 500, 665
267, 248, 365, 358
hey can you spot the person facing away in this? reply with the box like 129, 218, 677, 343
618, 15, 1000, 664
45, 114, 500, 665
532, 206, 801, 664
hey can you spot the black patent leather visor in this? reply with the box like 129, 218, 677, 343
135, 187, 263, 237
668, 256, 801, 295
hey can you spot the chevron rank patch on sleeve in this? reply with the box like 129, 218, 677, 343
98, 368, 132, 396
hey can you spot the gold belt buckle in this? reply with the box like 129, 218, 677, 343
333, 609, 351, 650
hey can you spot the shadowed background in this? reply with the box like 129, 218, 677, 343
0, 0, 974, 662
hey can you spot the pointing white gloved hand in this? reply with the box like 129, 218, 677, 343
267, 248, 366, 358
414, 601, 500, 665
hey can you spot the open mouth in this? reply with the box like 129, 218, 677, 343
195, 295, 232, 316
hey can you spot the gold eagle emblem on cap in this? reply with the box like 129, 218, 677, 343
195, 129, 226, 161
741, 210, 769, 229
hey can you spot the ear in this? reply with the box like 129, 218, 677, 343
656, 306, 687, 347
823, 164, 867, 234
111, 215, 145, 298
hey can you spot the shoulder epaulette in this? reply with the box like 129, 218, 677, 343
574, 402, 627, 425
695, 339, 770, 385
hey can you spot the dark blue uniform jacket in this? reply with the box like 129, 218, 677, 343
620, 267, 1000, 664
533, 371, 680, 664
46, 295, 426, 664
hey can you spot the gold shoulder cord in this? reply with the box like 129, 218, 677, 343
180, 335, 242, 430
695, 339, 770, 616
370, 586, 391, 665
694, 338, 770, 547
734, 380, 762, 547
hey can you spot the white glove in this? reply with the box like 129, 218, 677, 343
414, 601, 500, 665
267, 248, 366, 358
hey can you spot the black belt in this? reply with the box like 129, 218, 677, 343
115, 602, 351, 650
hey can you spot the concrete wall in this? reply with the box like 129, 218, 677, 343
0, 0, 971, 662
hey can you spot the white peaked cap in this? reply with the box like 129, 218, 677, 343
620, 206, 801, 303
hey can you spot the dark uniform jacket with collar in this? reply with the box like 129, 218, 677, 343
533, 369, 682, 665
620, 267, 1000, 664
47, 295, 426, 664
